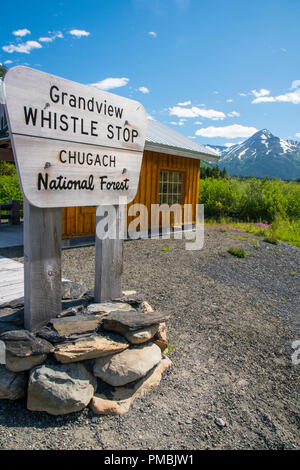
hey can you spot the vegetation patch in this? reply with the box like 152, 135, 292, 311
227, 248, 247, 258
263, 236, 279, 245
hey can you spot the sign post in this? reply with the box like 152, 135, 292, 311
3, 66, 147, 330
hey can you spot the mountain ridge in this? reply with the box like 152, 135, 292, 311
205, 129, 300, 180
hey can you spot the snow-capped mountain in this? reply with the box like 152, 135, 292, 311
205, 129, 300, 180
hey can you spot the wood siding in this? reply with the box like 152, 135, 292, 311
62, 150, 200, 238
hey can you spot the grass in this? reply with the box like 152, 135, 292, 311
227, 247, 247, 258
263, 237, 279, 245
206, 216, 300, 247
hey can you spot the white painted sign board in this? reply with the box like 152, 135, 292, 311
3, 66, 147, 208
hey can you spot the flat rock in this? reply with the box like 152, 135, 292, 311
103, 310, 169, 331
0, 364, 26, 400
0, 330, 54, 357
124, 324, 159, 344
37, 315, 102, 344
113, 294, 145, 308
62, 281, 88, 300
153, 323, 168, 351
0, 309, 24, 326
86, 302, 135, 316
90, 357, 172, 415
5, 352, 47, 372
54, 333, 129, 363
0, 297, 24, 310
27, 363, 97, 415
138, 301, 154, 313
0, 322, 22, 334
93, 342, 162, 386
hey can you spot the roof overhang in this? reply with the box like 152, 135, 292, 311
144, 141, 219, 162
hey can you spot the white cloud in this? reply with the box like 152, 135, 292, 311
227, 111, 240, 117
252, 89, 300, 104
239, 92, 247, 97
147, 115, 156, 121
195, 124, 258, 139
177, 100, 191, 106
170, 120, 184, 126
39, 37, 53, 43
194, 121, 202, 125
12, 28, 31, 37
295, 132, 300, 138
89, 77, 129, 91
39, 32, 63, 42
226, 99, 233, 103
213, 90, 219, 95
138, 86, 149, 94
2, 41, 42, 54
169, 106, 226, 120
291, 80, 300, 89
4, 60, 13, 64
251, 88, 270, 98
69, 29, 90, 38
148, 31, 157, 38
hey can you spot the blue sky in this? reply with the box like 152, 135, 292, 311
1, 0, 299, 147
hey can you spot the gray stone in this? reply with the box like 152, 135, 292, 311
93, 342, 162, 386
214, 417, 226, 428
27, 363, 97, 415
62, 281, 88, 300
90, 357, 172, 415
37, 315, 103, 344
103, 310, 169, 331
0, 330, 54, 357
5, 352, 48, 372
0, 364, 26, 400
86, 302, 135, 316
0, 322, 22, 334
124, 324, 159, 344
0, 298, 24, 310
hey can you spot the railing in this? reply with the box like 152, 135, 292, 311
0, 199, 20, 225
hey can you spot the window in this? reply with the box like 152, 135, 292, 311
158, 170, 183, 205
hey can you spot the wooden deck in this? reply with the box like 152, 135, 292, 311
0, 256, 24, 306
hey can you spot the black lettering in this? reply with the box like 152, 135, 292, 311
59, 114, 68, 131
123, 127, 130, 142
78, 96, 86, 110
50, 85, 59, 103
110, 155, 116, 167
87, 97, 94, 112
91, 120, 98, 136
24, 106, 37, 126
132, 129, 138, 142
61, 92, 68, 105
37, 172, 48, 190
107, 105, 113, 116
41, 110, 51, 128
69, 95, 76, 107
115, 107, 123, 119
59, 150, 67, 163
107, 124, 114, 139
99, 176, 108, 190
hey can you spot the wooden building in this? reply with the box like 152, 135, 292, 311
0, 105, 219, 240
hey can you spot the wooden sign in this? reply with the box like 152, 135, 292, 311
3, 66, 147, 208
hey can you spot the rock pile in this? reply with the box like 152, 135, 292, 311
0, 283, 171, 416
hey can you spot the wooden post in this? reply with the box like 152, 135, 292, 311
23, 199, 62, 331
94, 205, 123, 302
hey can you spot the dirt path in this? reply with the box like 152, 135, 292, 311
0, 226, 299, 450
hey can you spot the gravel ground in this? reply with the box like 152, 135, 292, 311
0, 226, 299, 450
